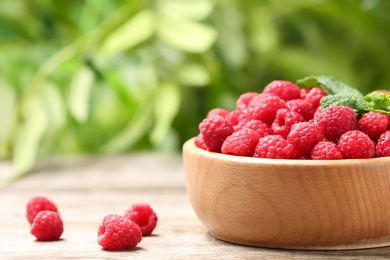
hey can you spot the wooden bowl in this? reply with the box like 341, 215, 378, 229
182, 138, 390, 250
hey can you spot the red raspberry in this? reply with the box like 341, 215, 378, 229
242, 119, 271, 138
318, 106, 357, 141
124, 203, 158, 236
236, 92, 258, 111
286, 99, 315, 121
338, 130, 375, 159
254, 135, 297, 159
262, 80, 301, 101
247, 93, 287, 124
221, 128, 259, 156
376, 131, 390, 157
26, 196, 59, 224
30, 211, 63, 241
304, 87, 327, 108
98, 214, 142, 250
194, 134, 206, 150
310, 141, 343, 160
206, 108, 230, 119
358, 112, 390, 141
287, 122, 324, 156
271, 108, 305, 138
299, 88, 310, 99
199, 116, 234, 152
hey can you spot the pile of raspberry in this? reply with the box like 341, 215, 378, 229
195, 80, 390, 159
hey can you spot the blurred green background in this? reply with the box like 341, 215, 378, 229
1, 0, 390, 179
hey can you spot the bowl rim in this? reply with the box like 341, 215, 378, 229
183, 137, 390, 167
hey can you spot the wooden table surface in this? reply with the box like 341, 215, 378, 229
1, 154, 390, 259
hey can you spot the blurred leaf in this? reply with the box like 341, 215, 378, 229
41, 82, 66, 127
158, 0, 214, 20
176, 63, 210, 86
68, 66, 95, 123
102, 9, 156, 56
150, 82, 181, 145
158, 16, 217, 53
12, 96, 48, 178
0, 82, 16, 158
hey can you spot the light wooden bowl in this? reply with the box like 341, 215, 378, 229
182, 138, 390, 250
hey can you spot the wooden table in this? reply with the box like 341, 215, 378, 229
1, 154, 390, 259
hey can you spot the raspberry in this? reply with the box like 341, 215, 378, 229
286, 99, 316, 121
26, 196, 59, 224
242, 119, 271, 138
287, 122, 324, 156
194, 133, 206, 150
247, 93, 287, 124
254, 135, 297, 159
376, 131, 390, 157
271, 108, 305, 138
98, 214, 142, 251
318, 106, 357, 141
236, 92, 258, 111
199, 116, 234, 152
358, 112, 390, 141
310, 141, 343, 160
338, 130, 375, 159
124, 203, 158, 236
221, 128, 259, 156
262, 80, 301, 101
299, 88, 310, 99
30, 211, 63, 241
206, 108, 230, 119
304, 87, 327, 108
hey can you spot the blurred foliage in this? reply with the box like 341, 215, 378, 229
0, 0, 390, 180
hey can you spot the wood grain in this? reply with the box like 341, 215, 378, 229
1, 154, 390, 259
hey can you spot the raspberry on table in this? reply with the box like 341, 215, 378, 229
26, 196, 59, 224
271, 108, 305, 138
318, 105, 357, 141
338, 130, 375, 159
199, 116, 234, 152
221, 128, 259, 157
262, 80, 301, 101
286, 99, 316, 121
310, 141, 343, 160
98, 214, 142, 251
254, 135, 297, 159
376, 131, 390, 157
124, 203, 158, 236
247, 93, 287, 124
287, 122, 324, 156
30, 211, 63, 241
358, 111, 390, 141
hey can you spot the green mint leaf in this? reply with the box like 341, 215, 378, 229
297, 75, 363, 96
364, 90, 390, 108
320, 95, 370, 113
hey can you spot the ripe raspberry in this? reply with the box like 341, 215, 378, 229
124, 203, 158, 236
236, 92, 258, 111
221, 128, 259, 156
358, 112, 390, 141
310, 141, 343, 160
242, 119, 271, 138
376, 131, 390, 157
299, 88, 310, 99
254, 135, 297, 159
304, 87, 327, 108
271, 108, 305, 138
26, 196, 59, 224
338, 130, 375, 159
206, 108, 230, 119
98, 214, 142, 251
199, 116, 234, 152
30, 211, 63, 241
194, 134, 206, 150
262, 80, 301, 101
286, 99, 315, 121
287, 122, 324, 156
318, 106, 357, 141
247, 93, 287, 124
